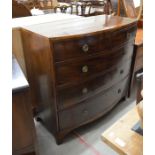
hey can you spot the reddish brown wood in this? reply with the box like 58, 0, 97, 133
53, 25, 136, 62
59, 76, 129, 130
12, 57, 36, 155
12, 0, 32, 18
58, 60, 132, 110
56, 43, 134, 86
20, 15, 137, 144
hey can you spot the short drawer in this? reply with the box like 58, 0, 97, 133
52, 33, 110, 62
59, 76, 129, 130
56, 42, 134, 86
110, 25, 136, 47
57, 60, 132, 109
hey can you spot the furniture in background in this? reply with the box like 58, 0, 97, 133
54, 3, 73, 14
38, 0, 59, 10
12, 0, 32, 18
20, 15, 137, 144
101, 106, 143, 155
89, 0, 114, 15
12, 0, 115, 17
117, 0, 143, 93
117, 0, 143, 19
72, 2, 93, 16
12, 56, 37, 155
16, 0, 40, 10
58, 0, 114, 16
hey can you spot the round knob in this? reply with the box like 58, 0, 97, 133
118, 89, 121, 94
82, 65, 88, 73
82, 87, 88, 94
82, 44, 89, 52
83, 110, 88, 115
120, 69, 124, 74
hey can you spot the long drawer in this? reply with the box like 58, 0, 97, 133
57, 60, 132, 109
110, 25, 136, 48
52, 25, 136, 62
56, 42, 134, 86
58, 76, 129, 130
52, 33, 110, 62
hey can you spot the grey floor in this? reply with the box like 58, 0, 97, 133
35, 87, 136, 155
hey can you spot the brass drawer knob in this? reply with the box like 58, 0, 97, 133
82, 87, 88, 94
120, 69, 124, 74
118, 89, 121, 94
82, 44, 89, 52
82, 65, 88, 73
83, 110, 88, 115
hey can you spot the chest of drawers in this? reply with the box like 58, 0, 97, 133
21, 15, 137, 144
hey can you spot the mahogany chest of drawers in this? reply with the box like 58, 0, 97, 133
21, 15, 137, 144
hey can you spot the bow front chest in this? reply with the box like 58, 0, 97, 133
21, 15, 137, 144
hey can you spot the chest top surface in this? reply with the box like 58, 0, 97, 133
12, 13, 82, 28
21, 15, 137, 39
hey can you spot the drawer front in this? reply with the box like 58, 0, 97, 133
58, 60, 132, 109
53, 33, 110, 62
56, 43, 134, 86
53, 26, 136, 62
59, 77, 129, 130
110, 25, 136, 47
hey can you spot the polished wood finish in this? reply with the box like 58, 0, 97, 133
12, 56, 36, 155
21, 15, 136, 37
56, 44, 133, 86
20, 15, 137, 144
12, 14, 82, 112
59, 77, 129, 130
101, 106, 143, 155
58, 59, 132, 109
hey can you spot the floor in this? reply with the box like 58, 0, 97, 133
35, 86, 136, 155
